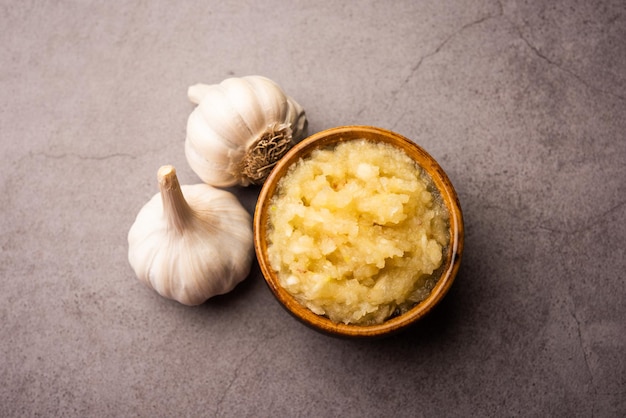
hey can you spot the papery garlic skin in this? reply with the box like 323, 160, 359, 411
185, 75, 308, 187
128, 166, 253, 305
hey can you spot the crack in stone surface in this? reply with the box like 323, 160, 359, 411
389, 0, 624, 128
389, 2, 504, 128
34, 152, 137, 161
504, 16, 626, 103
214, 346, 258, 417
402, 8, 503, 87
535, 199, 626, 236
568, 305, 598, 415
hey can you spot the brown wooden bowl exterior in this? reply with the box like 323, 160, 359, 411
254, 126, 464, 338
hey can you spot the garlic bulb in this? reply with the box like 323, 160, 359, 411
128, 165, 254, 305
185, 75, 308, 187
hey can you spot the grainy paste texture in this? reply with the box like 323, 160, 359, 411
267, 139, 450, 325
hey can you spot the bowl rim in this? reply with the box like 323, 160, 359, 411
253, 125, 464, 338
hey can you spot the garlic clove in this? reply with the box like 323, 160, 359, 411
218, 79, 264, 137
196, 87, 251, 148
186, 109, 239, 162
184, 139, 236, 187
243, 76, 287, 131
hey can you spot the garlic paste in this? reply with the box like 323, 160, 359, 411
267, 139, 449, 325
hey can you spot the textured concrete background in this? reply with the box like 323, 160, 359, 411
2, 0, 625, 416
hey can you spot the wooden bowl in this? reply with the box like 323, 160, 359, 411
254, 126, 464, 338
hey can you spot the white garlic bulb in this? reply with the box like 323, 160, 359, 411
185, 75, 308, 187
128, 165, 254, 305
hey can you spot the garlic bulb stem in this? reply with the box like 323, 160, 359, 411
158, 165, 192, 235
187, 84, 213, 105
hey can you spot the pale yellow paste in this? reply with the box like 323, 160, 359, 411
267, 139, 449, 325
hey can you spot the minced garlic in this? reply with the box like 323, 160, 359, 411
267, 139, 449, 325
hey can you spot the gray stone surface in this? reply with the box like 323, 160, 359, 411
2, 0, 625, 416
